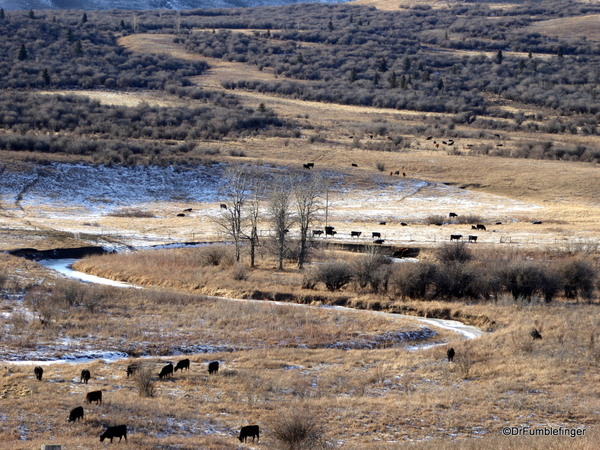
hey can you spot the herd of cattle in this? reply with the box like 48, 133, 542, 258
32, 359, 259, 444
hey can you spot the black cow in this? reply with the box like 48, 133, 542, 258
394, 171, 400, 175
379, 221, 387, 225
400, 222, 408, 226
86, 390, 102, 405
208, 361, 219, 375
450, 235, 463, 241
100, 425, 127, 443
238, 425, 260, 443
351, 163, 358, 167
126, 363, 140, 378
532, 221, 543, 224
373, 239, 385, 244
476, 224, 486, 231
425, 136, 432, 140
350, 231, 362, 238
220, 204, 227, 209
531, 329, 542, 340
306, 162, 314, 168
177, 213, 185, 217
159, 363, 174, 379
447, 348, 455, 362
372, 232, 381, 238
312, 230, 323, 237
495, 222, 502, 225
325, 226, 336, 236
303, 163, 311, 169
471, 225, 477, 230
34, 366, 43, 381
468, 235, 478, 243
68, 406, 84, 422
183, 208, 192, 212
80, 369, 91, 384
174, 359, 190, 372
449, 212, 458, 218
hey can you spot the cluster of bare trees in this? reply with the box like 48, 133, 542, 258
214, 166, 324, 270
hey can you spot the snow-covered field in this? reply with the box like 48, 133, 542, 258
0, 162, 565, 251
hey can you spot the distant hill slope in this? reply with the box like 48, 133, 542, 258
0, 0, 350, 10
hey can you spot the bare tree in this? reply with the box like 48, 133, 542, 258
268, 176, 294, 270
215, 166, 252, 262
245, 173, 264, 268
294, 172, 323, 269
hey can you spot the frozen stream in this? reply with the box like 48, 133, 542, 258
4, 258, 485, 365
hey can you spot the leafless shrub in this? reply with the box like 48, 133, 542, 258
390, 262, 437, 300
228, 149, 246, 157
108, 208, 155, 218
135, 365, 155, 398
436, 242, 473, 264
314, 261, 353, 291
561, 258, 597, 301
454, 351, 473, 379
375, 161, 385, 171
353, 251, 392, 293
81, 288, 105, 313
8, 311, 30, 335
271, 407, 330, 450
302, 268, 319, 290
454, 214, 483, 224
231, 264, 249, 281
425, 214, 445, 225
197, 245, 233, 267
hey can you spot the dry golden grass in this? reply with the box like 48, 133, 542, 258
528, 14, 600, 41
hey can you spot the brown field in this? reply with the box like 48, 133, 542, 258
1, 15, 600, 449
528, 14, 600, 41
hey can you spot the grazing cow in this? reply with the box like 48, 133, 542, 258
177, 213, 185, 217
450, 235, 463, 241
495, 222, 502, 225
442, 141, 447, 145
389, 172, 393, 176
400, 222, 408, 226
100, 425, 127, 443
394, 171, 400, 175
34, 366, 43, 381
369, 135, 373, 139
448, 140, 454, 145
220, 204, 227, 209
476, 224, 486, 231
312, 230, 323, 237
350, 231, 362, 238
126, 363, 140, 378
468, 235, 478, 243
325, 226, 336, 237
174, 358, 190, 372
402, 172, 406, 177
159, 363, 174, 379
379, 221, 386, 225
449, 212, 458, 218
349, 136, 353, 139
86, 390, 102, 406
307, 162, 314, 168
471, 225, 477, 230
80, 369, 91, 384
303, 163, 311, 169
68, 406, 84, 422
183, 208, 192, 212
351, 163, 358, 167
425, 136, 432, 140
238, 425, 260, 443
434, 222, 443, 226
496, 144, 503, 147
435, 143, 439, 148
447, 347, 455, 362
373, 239, 385, 244
372, 232, 381, 238
208, 361, 219, 374
532, 221, 543, 224
494, 133, 501, 138
531, 329, 542, 340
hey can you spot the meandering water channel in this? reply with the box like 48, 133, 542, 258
4, 258, 486, 365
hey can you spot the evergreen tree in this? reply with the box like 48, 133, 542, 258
328, 20, 333, 31
0, 9, 5, 20
437, 78, 444, 91
400, 74, 408, 90
422, 69, 430, 82
388, 71, 397, 89
258, 102, 266, 113
528, 50, 533, 59
557, 46, 564, 58
82, 13, 88, 24
120, 19, 126, 29
17, 44, 27, 61
74, 40, 83, 55
66, 28, 73, 42
378, 57, 388, 73
373, 72, 379, 86
403, 57, 411, 72
28, 10, 34, 19
349, 67, 357, 83
41, 68, 50, 84
496, 49, 503, 64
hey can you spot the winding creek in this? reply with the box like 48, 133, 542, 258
3, 258, 486, 365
